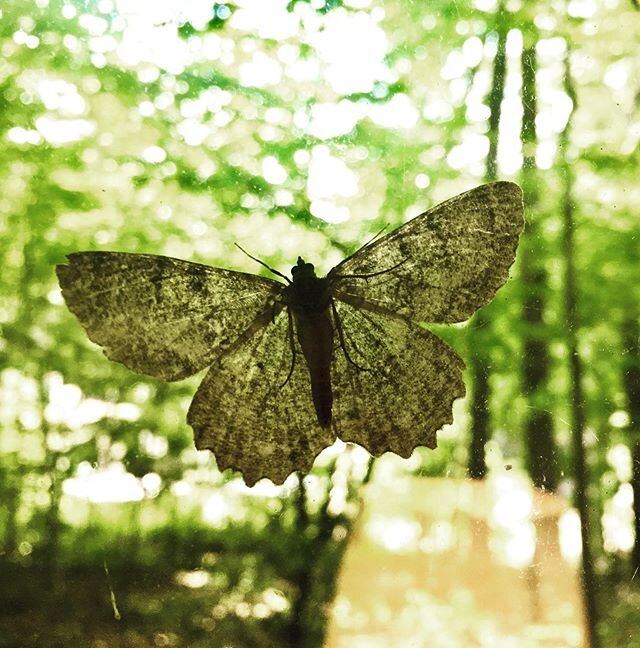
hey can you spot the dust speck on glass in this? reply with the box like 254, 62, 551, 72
56, 181, 524, 486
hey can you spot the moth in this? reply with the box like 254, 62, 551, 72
56, 181, 524, 486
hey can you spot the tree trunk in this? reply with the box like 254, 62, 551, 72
622, 315, 640, 571
520, 38, 558, 492
560, 48, 600, 648
467, 2, 507, 480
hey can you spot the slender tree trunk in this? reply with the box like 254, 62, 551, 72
1, 462, 20, 557
468, 338, 490, 479
632, 440, 640, 571
467, 2, 507, 480
622, 315, 640, 571
619, 210, 640, 574
560, 48, 599, 648
288, 454, 373, 647
39, 378, 64, 586
289, 475, 312, 648
519, 37, 558, 492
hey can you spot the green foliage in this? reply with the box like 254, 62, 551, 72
287, 0, 344, 15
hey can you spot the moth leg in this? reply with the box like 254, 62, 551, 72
268, 296, 281, 323
280, 307, 297, 388
331, 300, 370, 372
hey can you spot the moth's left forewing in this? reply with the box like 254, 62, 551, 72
329, 181, 524, 324
56, 252, 287, 381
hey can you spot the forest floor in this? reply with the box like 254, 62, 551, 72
0, 563, 293, 648
2, 562, 639, 647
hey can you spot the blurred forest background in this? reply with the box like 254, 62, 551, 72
0, 0, 639, 646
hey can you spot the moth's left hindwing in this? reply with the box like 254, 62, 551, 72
188, 308, 334, 486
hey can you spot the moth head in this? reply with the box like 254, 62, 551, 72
291, 257, 316, 280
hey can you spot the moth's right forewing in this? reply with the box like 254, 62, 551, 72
56, 252, 285, 381
330, 182, 524, 324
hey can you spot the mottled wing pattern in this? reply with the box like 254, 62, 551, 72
188, 309, 334, 486
330, 301, 466, 456
330, 181, 524, 323
56, 252, 284, 381
57, 182, 522, 485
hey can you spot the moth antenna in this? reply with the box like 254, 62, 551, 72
360, 224, 390, 250
333, 257, 410, 280
235, 243, 291, 284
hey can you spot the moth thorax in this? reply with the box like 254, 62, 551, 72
289, 262, 330, 313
